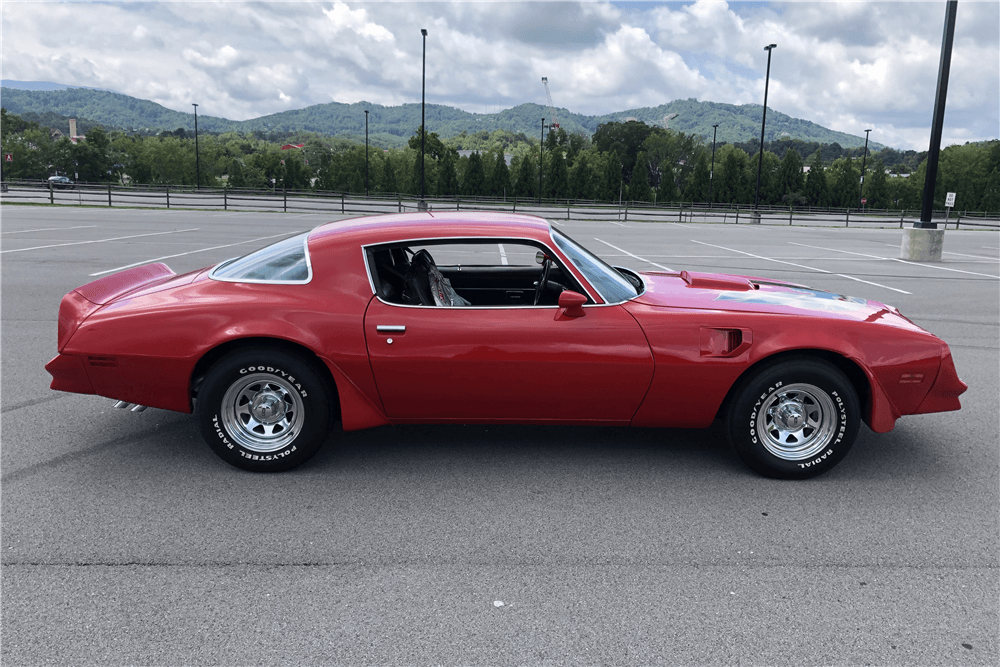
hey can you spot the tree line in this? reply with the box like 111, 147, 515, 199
3, 108, 998, 212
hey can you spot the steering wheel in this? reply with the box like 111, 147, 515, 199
533, 256, 552, 305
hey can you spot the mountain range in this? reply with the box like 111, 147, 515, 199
1, 80, 884, 150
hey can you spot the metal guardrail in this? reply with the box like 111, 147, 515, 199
2, 180, 998, 229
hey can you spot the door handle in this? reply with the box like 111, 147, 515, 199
376, 325, 406, 334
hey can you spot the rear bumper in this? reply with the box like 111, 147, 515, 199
45, 354, 96, 395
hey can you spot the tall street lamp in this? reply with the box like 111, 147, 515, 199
753, 44, 777, 222
859, 128, 871, 210
192, 103, 200, 189
365, 110, 370, 197
709, 123, 720, 207
539, 117, 544, 202
419, 28, 428, 210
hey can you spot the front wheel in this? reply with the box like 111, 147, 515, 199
196, 348, 332, 472
725, 359, 860, 479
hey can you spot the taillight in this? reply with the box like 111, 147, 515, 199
57, 291, 99, 352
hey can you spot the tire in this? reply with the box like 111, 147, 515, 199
725, 359, 860, 479
196, 348, 332, 472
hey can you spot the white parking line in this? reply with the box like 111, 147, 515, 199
692, 240, 911, 294
89, 232, 300, 276
1, 225, 98, 235
593, 238, 673, 271
943, 251, 1000, 261
789, 242, 1000, 279
1, 228, 200, 254
497, 243, 509, 266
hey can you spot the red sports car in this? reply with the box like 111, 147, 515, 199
46, 212, 966, 478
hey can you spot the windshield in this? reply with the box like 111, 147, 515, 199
550, 227, 638, 303
211, 233, 311, 283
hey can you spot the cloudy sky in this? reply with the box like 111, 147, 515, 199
2, 1, 997, 150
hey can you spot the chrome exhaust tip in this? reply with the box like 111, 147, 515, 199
129, 404, 148, 413
113, 400, 132, 409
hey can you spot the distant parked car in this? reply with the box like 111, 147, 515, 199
47, 175, 73, 188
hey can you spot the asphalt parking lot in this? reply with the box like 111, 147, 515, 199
2, 204, 998, 666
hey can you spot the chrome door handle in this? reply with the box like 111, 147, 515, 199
376, 325, 406, 333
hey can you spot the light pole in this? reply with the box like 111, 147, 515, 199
753, 44, 777, 222
709, 123, 720, 207
419, 28, 428, 210
365, 110, 370, 197
859, 128, 871, 210
192, 103, 200, 189
539, 117, 544, 202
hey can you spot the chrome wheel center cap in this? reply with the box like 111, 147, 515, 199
774, 403, 805, 430
251, 391, 285, 424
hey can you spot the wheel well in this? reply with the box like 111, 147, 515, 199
190, 337, 341, 421
716, 349, 872, 427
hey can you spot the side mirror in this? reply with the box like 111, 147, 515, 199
535, 250, 547, 265
558, 290, 587, 318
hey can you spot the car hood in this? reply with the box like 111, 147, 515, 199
631, 270, 920, 327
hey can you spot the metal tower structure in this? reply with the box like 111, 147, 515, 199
541, 77, 560, 130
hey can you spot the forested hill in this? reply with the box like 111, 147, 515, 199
0, 85, 880, 149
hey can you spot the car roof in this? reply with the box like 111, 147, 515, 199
307, 212, 554, 250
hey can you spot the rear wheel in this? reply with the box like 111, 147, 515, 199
725, 359, 860, 479
196, 348, 332, 472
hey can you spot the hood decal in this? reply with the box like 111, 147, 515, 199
715, 287, 870, 314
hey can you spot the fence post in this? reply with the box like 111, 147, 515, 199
108, 182, 112, 207
567, 203, 571, 220
166, 185, 170, 209
49, 180, 54, 205
456, 197, 460, 211
900, 209, 905, 228
845, 209, 850, 227
789, 205, 793, 225
735, 207, 739, 224
398, 196, 402, 213
513, 197, 517, 213
224, 185, 228, 211
956, 211, 962, 230
341, 193, 345, 214
624, 202, 628, 222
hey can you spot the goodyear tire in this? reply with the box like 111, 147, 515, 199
196, 348, 331, 472
725, 359, 860, 479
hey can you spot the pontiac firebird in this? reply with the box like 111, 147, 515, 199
46, 212, 966, 478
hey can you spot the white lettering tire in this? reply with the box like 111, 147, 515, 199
725, 359, 860, 479
196, 348, 331, 472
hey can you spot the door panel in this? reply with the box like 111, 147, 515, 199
364, 299, 654, 422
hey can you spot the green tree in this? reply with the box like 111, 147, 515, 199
513, 152, 538, 199
864, 158, 888, 208
804, 150, 830, 207
544, 151, 569, 199
462, 151, 486, 196
776, 149, 805, 204
629, 151, 653, 202
568, 151, 595, 200
598, 151, 622, 202
488, 150, 511, 198
656, 163, 680, 203
829, 157, 860, 208
436, 150, 459, 197
683, 152, 710, 203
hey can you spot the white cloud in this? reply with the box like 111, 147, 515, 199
0, 1, 995, 150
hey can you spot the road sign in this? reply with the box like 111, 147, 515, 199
4, 153, 11, 163
861, 198, 867, 205
945, 192, 956, 207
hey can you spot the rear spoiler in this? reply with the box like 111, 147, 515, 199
74, 263, 176, 305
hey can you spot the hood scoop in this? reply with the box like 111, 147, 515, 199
680, 271, 755, 292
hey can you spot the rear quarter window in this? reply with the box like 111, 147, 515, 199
210, 233, 312, 284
